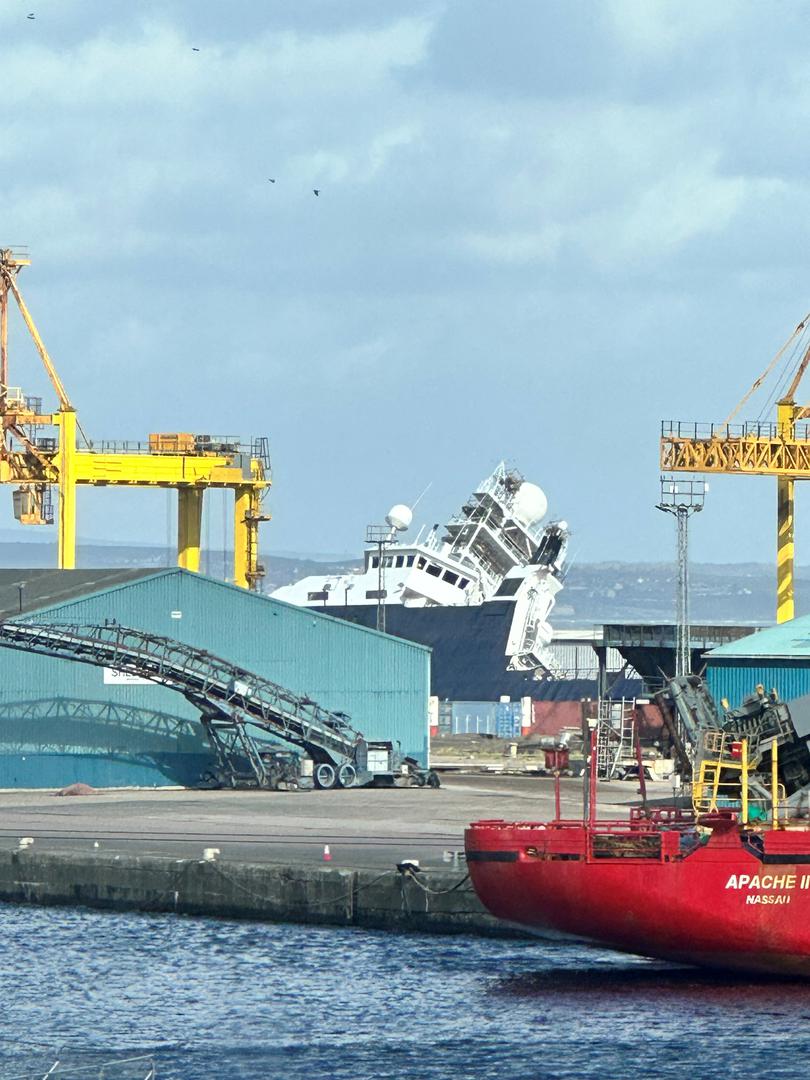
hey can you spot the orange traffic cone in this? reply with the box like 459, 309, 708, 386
323, 844, 332, 862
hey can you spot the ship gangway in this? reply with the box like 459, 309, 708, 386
0, 621, 375, 790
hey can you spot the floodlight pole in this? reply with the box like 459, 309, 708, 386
657, 476, 706, 678
365, 524, 394, 633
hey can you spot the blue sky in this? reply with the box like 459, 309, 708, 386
2, 0, 810, 563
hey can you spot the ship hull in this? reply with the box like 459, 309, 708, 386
466, 819, 810, 976
326, 602, 640, 702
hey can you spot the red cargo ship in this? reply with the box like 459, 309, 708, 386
466, 736, 810, 976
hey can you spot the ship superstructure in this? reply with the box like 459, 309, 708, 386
272, 463, 570, 682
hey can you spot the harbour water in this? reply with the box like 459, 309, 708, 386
3, 904, 810, 1079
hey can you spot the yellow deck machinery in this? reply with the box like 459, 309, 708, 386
660, 314, 810, 623
0, 249, 269, 589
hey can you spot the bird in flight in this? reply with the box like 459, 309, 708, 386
313, 189, 320, 196
192, 47, 200, 52
26, 12, 35, 18
267, 178, 276, 183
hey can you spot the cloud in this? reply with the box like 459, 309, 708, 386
1, 1, 810, 568
461, 227, 563, 266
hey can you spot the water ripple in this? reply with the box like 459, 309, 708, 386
1, 904, 809, 1078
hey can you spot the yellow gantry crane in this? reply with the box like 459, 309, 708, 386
0, 249, 270, 589
660, 314, 810, 624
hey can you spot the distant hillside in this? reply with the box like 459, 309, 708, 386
554, 562, 778, 626
0, 542, 362, 595
0, 540, 791, 625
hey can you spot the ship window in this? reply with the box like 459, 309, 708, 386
307, 591, 328, 602
426, 564, 441, 578
417, 556, 426, 570
459, 578, 470, 589
406, 556, 415, 567
395, 555, 405, 568
371, 556, 379, 568
383, 556, 394, 567
443, 570, 459, 585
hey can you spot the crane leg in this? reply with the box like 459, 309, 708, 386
177, 488, 203, 573
777, 476, 795, 623
233, 485, 251, 589
57, 409, 76, 569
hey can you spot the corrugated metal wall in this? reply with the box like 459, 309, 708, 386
0, 569, 430, 788
707, 661, 810, 707
545, 643, 626, 679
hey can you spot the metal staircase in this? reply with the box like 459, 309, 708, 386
595, 698, 636, 780
0, 621, 371, 789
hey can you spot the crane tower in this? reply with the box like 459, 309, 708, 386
0, 249, 270, 589
660, 313, 810, 623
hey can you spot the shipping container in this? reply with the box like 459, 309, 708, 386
495, 701, 522, 738
451, 701, 497, 735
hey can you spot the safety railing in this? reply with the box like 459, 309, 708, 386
83, 436, 250, 456
661, 419, 810, 441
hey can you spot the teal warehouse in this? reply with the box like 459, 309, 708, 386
0, 569, 430, 789
706, 618, 810, 736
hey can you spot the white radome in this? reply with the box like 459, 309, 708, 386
512, 482, 547, 526
386, 504, 413, 532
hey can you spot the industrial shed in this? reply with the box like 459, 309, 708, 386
0, 568, 430, 789
705, 618, 810, 737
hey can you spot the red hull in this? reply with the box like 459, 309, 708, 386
466, 814, 810, 976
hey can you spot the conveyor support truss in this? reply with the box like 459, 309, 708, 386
0, 621, 369, 789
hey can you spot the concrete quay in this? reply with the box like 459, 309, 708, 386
0, 773, 654, 934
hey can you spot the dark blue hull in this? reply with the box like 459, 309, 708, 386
324, 601, 640, 701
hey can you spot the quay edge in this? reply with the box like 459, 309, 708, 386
0, 849, 524, 938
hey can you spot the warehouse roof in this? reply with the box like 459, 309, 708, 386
707, 616, 810, 660
0, 569, 156, 620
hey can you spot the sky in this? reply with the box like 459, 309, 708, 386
2, 0, 810, 564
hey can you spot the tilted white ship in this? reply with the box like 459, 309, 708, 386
272, 463, 570, 681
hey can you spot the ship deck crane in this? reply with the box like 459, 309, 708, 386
0, 249, 270, 588
660, 313, 810, 623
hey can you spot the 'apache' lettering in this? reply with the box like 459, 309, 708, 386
725, 874, 797, 890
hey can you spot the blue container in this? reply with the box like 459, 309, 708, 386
451, 701, 496, 735
495, 701, 522, 738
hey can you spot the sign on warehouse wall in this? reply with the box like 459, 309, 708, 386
103, 668, 155, 686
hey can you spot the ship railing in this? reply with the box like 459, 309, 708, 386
495, 816, 696, 832
629, 805, 694, 825
475, 817, 699, 839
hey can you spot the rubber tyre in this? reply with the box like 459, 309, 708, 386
314, 763, 337, 790
337, 764, 357, 789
